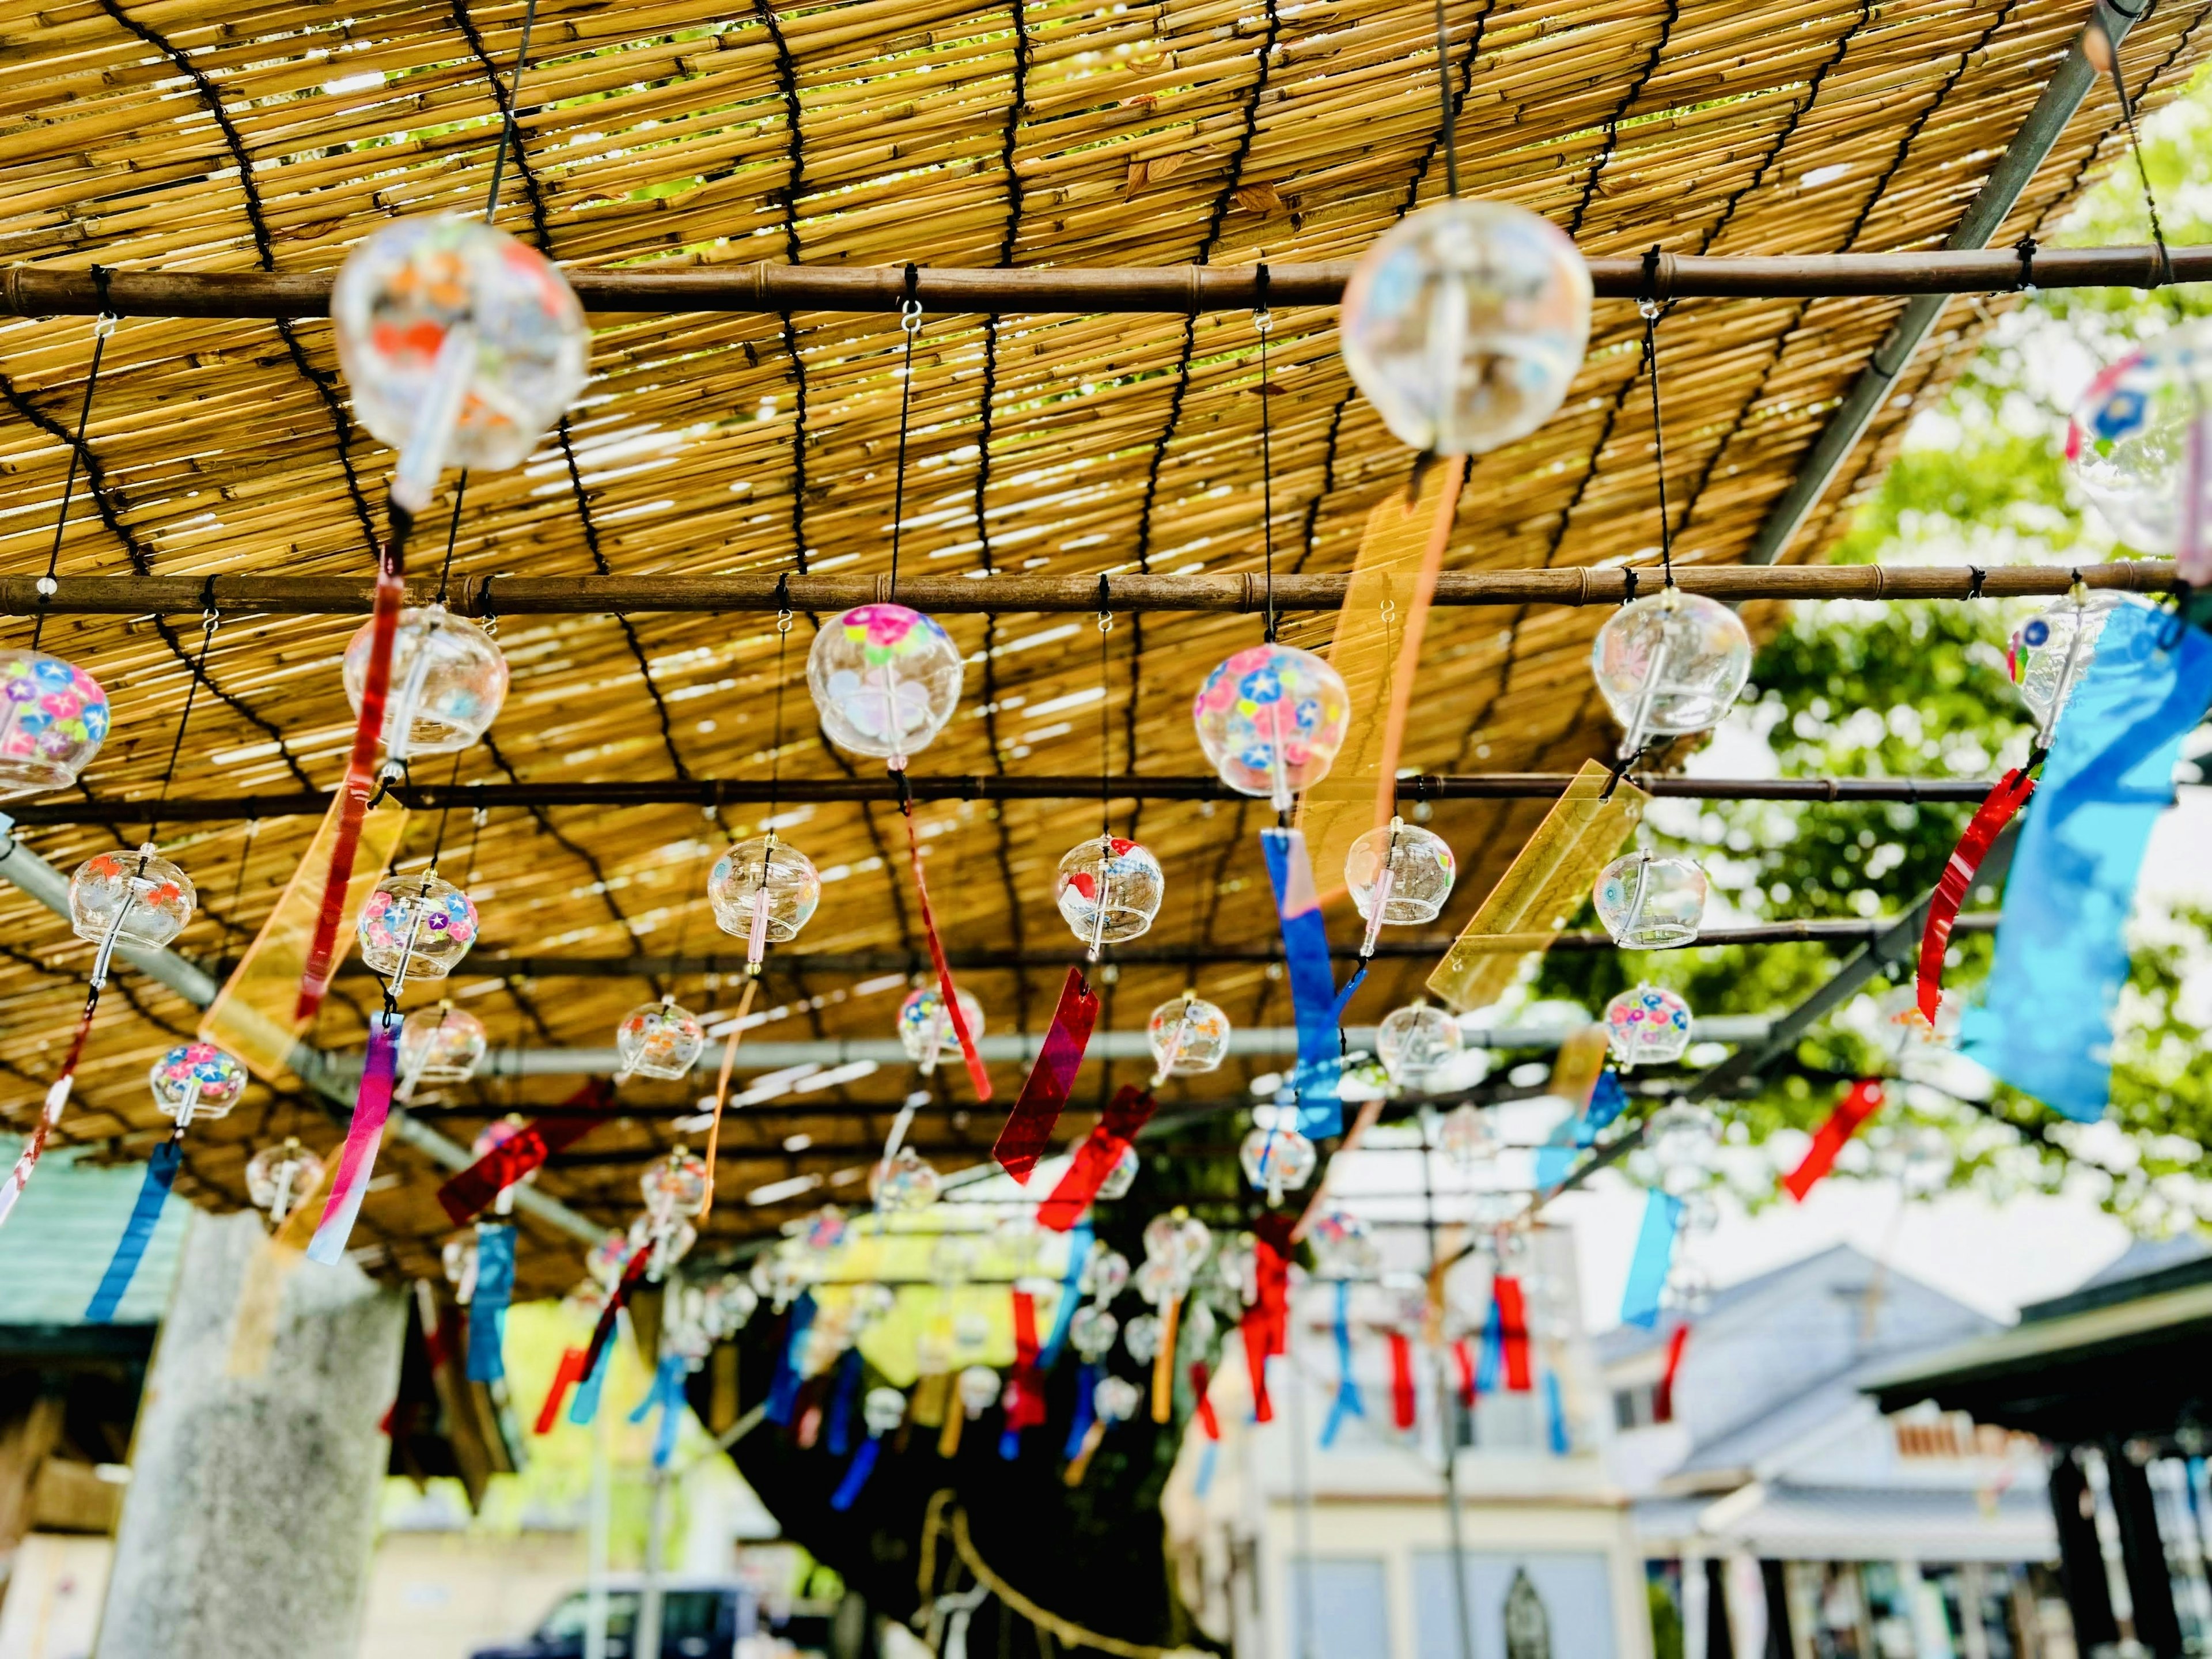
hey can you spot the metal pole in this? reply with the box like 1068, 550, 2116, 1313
638, 1463, 670, 1659
1419, 1111, 1475, 1659
585, 1395, 612, 1659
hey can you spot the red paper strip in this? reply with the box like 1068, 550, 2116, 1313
903, 809, 993, 1100
1388, 1331, 1417, 1429
1036, 1085, 1156, 1230
1240, 1216, 1294, 1422
437, 1080, 617, 1225
536, 1346, 590, 1434
1783, 1079, 1887, 1201
1001, 1290, 1048, 1433
991, 965, 1099, 1183
1452, 1338, 1477, 1408
297, 550, 406, 1021
1917, 766, 2035, 1023
1495, 1275, 1532, 1393
0, 987, 101, 1229
1190, 1361, 1221, 1440
1654, 1324, 1691, 1424
579, 1246, 652, 1384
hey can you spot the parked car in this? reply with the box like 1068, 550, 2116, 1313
469, 1575, 756, 1659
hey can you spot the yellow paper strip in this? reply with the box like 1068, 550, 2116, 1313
1426, 761, 1647, 1014
1547, 1025, 1611, 1109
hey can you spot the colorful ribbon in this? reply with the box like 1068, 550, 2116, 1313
1583, 1070, 1628, 1140
629, 1353, 690, 1468
84, 1135, 181, 1322
827, 1347, 862, 1457
766, 1293, 817, 1427
1387, 1331, 1417, 1431
1918, 766, 2037, 1023
537, 1347, 589, 1433
1619, 1191, 1685, 1330
1654, 1324, 1691, 1423
998, 1290, 1046, 1458
437, 1080, 616, 1224
1260, 827, 1366, 1139
1475, 1297, 1502, 1395
467, 1223, 517, 1383
1544, 1370, 1569, 1454
569, 1339, 616, 1427
1063, 1363, 1100, 1460
0, 986, 105, 1230
1190, 1360, 1221, 1441
1241, 1217, 1291, 1422
903, 809, 992, 1100
1783, 1080, 1886, 1201
830, 1433, 884, 1511
1037, 1093, 1154, 1230
1494, 1275, 1532, 1392
992, 966, 1099, 1183
306, 1008, 400, 1265
1451, 1338, 1477, 1408
571, 1246, 652, 1416
1040, 1221, 1092, 1365
1320, 1279, 1364, 1447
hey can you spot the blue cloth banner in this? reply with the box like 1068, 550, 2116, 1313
1543, 1371, 1569, 1455
1320, 1279, 1365, 1448
765, 1293, 816, 1427
1261, 828, 1367, 1139
467, 1224, 516, 1383
1063, 1362, 1099, 1460
85, 1137, 180, 1324
830, 1435, 882, 1510
826, 1347, 862, 1457
1041, 1221, 1092, 1368
629, 1353, 689, 1467
1619, 1190, 1684, 1330
1962, 607, 2212, 1120
569, 1338, 616, 1426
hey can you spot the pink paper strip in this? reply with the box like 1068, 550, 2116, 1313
306, 1010, 400, 1264
991, 966, 1099, 1183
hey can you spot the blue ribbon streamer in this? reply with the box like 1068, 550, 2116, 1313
629, 1353, 689, 1468
1194, 1439, 1219, 1499
830, 1435, 883, 1510
765, 1293, 816, 1427
1962, 607, 2212, 1120
85, 1137, 181, 1324
1063, 1362, 1099, 1460
826, 1347, 862, 1457
1261, 828, 1367, 1139
569, 1337, 616, 1427
1320, 1279, 1365, 1448
1582, 1070, 1627, 1142
1041, 1221, 1093, 1368
467, 1224, 517, 1384
1619, 1190, 1684, 1330
1543, 1370, 1569, 1455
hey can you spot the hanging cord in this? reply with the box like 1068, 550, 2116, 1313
2086, 17, 2185, 322
1639, 249, 1676, 590
768, 575, 793, 825
889, 264, 923, 599
143, 594, 219, 848
32, 300, 117, 653
1431, 0, 1461, 199
1255, 268, 1278, 645
1096, 576, 1114, 841
482, 0, 543, 226
434, 471, 471, 605
424, 750, 467, 872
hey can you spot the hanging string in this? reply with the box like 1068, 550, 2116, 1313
226, 817, 260, 929
425, 750, 467, 872
483, 0, 543, 226
32, 301, 117, 654
1638, 255, 1676, 590
1096, 577, 1114, 841
143, 598, 219, 849
768, 578, 792, 826
2086, 19, 2186, 324
889, 266, 923, 599
1431, 0, 1461, 200
1256, 269, 1278, 645
434, 472, 471, 605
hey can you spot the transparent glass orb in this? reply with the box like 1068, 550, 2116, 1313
245, 1139, 324, 1219
862, 1385, 908, 1438
1069, 1305, 1119, 1363
1346, 818, 1457, 926
1339, 198, 1593, 456
1376, 1003, 1462, 1090
1054, 836, 1165, 953
705, 1275, 760, 1336
1094, 1375, 1142, 1425
808, 604, 964, 764
1217, 1234, 1259, 1305
331, 217, 588, 474
1646, 1103, 1719, 1192
0, 650, 109, 799
1439, 1102, 1496, 1168
1593, 851, 1709, 949
643, 1148, 710, 1219
1191, 643, 1351, 808
632, 1210, 696, 1271
357, 872, 479, 984
708, 836, 820, 949
897, 985, 985, 1068
2066, 317, 2212, 550
1590, 592, 1753, 754
1147, 994, 1231, 1080
1239, 1126, 1317, 1195
69, 844, 194, 952
870, 1146, 941, 1212
1081, 1244, 1130, 1302
149, 1042, 247, 1124
1605, 983, 1694, 1069
1664, 1260, 1714, 1317
952, 1309, 992, 1356
2008, 593, 2137, 730
400, 1005, 488, 1086
1307, 1207, 1380, 1279
1124, 1312, 1163, 1363
798, 1205, 850, 1256
616, 999, 706, 1080
957, 1364, 1002, 1417
343, 607, 508, 757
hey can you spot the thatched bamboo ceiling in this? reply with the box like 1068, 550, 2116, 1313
0, 0, 2200, 1293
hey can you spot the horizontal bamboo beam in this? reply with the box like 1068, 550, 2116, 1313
5, 247, 2209, 320
0, 562, 2176, 620
7, 773, 2010, 825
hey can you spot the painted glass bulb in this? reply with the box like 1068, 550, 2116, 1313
1593, 851, 1708, 949
1054, 835, 1164, 958
807, 604, 963, 765
1134, 1256, 1181, 1307
2008, 593, 2136, 734
1147, 993, 1230, 1085
2066, 316, 2212, 555
399, 1004, 488, 1085
1340, 198, 1592, 456
149, 1042, 247, 1126
331, 217, 588, 504
357, 872, 478, 986
69, 844, 194, 955
1191, 643, 1351, 810
870, 1146, 941, 1212
1439, 1102, 1497, 1168
706, 1276, 760, 1336
1376, 1002, 1462, 1090
1604, 983, 1693, 1070
1346, 818, 1457, 927
1124, 1313, 1163, 1363
1238, 1125, 1317, 1200
1094, 1375, 1142, 1426
897, 985, 985, 1072
1069, 1305, 1120, 1364
0, 650, 108, 799
862, 1387, 908, 1438
1645, 1103, 1720, 1194
642, 1147, 711, 1220
631, 1211, 696, 1271
1081, 1244, 1130, 1302
1590, 591, 1753, 758
798, 1206, 850, 1257
616, 998, 706, 1081
245, 1138, 323, 1222
957, 1365, 1001, 1418
342, 606, 508, 759
708, 835, 820, 959
1307, 1206, 1380, 1279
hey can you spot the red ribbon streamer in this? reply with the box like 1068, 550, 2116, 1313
1495, 1275, 1532, 1393
991, 965, 1099, 1183
1388, 1331, 1417, 1429
1654, 1324, 1692, 1424
578, 1247, 653, 1385
1783, 1079, 1887, 1201
903, 808, 992, 1100
536, 1347, 590, 1434
1190, 1361, 1221, 1440
1917, 766, 2035, 1024
0, 986, 102, 1229
1036, 1085, 1156, 1230
1240, 1216, 1294, 1422
1001, 1290, 1048, 1433
1452, 1338, 1477, 1408
437, 1080, 617, 1225
297, 547, 406, 1021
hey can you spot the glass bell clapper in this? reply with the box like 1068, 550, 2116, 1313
1590, 589, 1753, 761
0, 650, 109, 800
1346, 816, 1457, 959
357, 869, 478, 994
1054, 835, 1164, 960
1604, 983, 1693, 1070
1593, 849, 1708, 949
615, 997, 707, 1082
898, 984, 984, 1077
709, 832, 821, 971
1147, 990, 1231, 1088
1192, 642, 1352, 812
807, 604, 964, 769
147, 1042, 247, 1132
1238, 1123, 1317, 1206
1376, 1001, 1461, 1092
68, 843, 195, 988
246, 1137, 325, 1225
1339, 199, 1593, 457
342, 605, 509, 787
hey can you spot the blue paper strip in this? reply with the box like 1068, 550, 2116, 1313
1581, 1071, 1628, 1142
830, 1435, 883, 1510
1619, 1190, 1684, 1330
1543, 1371, 1569, 1455
1475, 1297, 1502, 1396
765, 1293, 816, 1427
85, 1137, 180, 1324
1320, 1279, 1365, 1448
1041, 1221, 1092, 1368
467, 1224, 516, 1383
1194, 1439, 1219, 1499
826, 1347, 862, 1457
569, 1338, 615, 1426
628, 1353, 688, 1467
1063, 1362, 1100, 1460
1961, 607, 2212, 1120
1261, 828, 1367, 1139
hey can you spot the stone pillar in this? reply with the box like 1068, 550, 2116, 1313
95, 1210, 406, 1659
